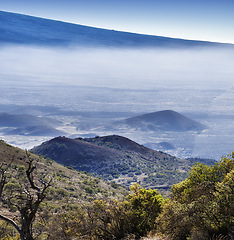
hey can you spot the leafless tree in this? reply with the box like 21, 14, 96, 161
0, 151, 51, 240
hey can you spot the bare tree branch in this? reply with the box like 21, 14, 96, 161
25, 151, 40, 192
0, 156, 14, 199
0, 214, 24, 239
0, 151, 52, 240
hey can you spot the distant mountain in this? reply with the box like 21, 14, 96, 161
0, 10, 231, 48
0, 112, 61, 128
114, 110, 207, 132
4, 125, 65, 136
32, 135, 215, 190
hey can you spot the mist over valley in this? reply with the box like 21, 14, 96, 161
0, 83, 234, 160
0, 11, 234, 160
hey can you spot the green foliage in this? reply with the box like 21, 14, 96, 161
0, 221, 20, 240
46, 208, 88, 239
157, 153, 234, 240
127, 184, 165, 237
92, 184, 165, 239
89, 199, 132, 239
46, 184, 165, 239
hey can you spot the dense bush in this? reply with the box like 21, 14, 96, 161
157, 153, 234, 240
48, 184, 165, 239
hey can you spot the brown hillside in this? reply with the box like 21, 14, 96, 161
32, 135, 215, 190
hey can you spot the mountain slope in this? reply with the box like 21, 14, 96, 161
32, 135, 215, 189
4, 125, 65, 136
0, 112, 61, 128
0, 138, 128, 205
0, 10, 230, 48
114, 110, 207, 132
0, 138, 129, 238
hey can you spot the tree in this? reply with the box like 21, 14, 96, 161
47, 184, 165, 240
85, 184, 164, 239
0, 151, 51, 240
157, 153, 234, 240
127, 183, 165, 238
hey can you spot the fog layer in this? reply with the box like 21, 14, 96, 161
1, 46, 234, 89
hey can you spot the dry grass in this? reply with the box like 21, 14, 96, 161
0, 140, 129, 207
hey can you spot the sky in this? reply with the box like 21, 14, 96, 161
1, 0, 234, 44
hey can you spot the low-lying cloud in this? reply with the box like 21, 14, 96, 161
0, 45, 234, 89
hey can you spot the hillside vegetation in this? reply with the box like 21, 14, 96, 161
32, 135, 215, 191
158, 153, 234, 239
0, 139, 128, 239
0, 139, 233, 239
0, 139, 127, 200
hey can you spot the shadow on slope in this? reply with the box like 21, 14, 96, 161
32, 135, 215, 190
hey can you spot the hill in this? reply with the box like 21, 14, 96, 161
114, 110, 207, 132
0, 10, 231, 48
0, 112, 61, 128
32, 135, 215, 190
0, 112, 64, 137
0, 138, 128, 207
0, 138, 129, 238
4, 125, 65, 136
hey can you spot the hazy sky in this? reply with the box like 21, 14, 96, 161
1, 0, 234, 44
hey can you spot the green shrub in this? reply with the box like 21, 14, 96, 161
157, 153, 234, 240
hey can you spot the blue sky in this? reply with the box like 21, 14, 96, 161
1, 0, 234, 43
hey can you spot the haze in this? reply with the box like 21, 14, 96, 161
1, 45, 234, 90
1, 44, 234, 160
